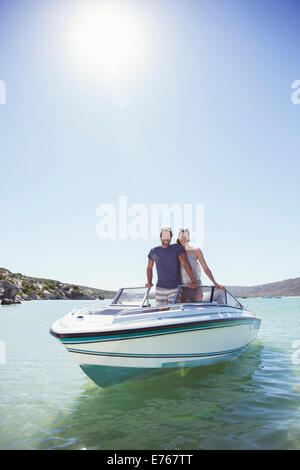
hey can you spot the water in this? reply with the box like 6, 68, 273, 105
1, 297, 300, 450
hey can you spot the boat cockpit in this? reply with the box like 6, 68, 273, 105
111, 285, 243, 310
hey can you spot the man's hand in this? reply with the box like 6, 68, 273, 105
145, 283, 153, 288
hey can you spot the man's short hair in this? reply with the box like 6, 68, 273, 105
160, 227, 173, 238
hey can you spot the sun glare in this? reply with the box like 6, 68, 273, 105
66, 1, 147, 81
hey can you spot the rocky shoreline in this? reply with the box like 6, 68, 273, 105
1, 267, 299, 305
0, 267, 116, 305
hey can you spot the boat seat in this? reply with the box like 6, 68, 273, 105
95, 308, 124, 315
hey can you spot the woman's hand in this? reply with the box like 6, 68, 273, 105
188, 282, 198, 289
214, 282, 225, 290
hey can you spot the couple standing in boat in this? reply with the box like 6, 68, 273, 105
146, 227, 225, 305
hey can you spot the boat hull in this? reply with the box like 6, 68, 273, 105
57, 317, 261, 387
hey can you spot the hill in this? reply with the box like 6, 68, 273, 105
1, 266, 299, 305
0, 267, 116, 304
227, 277, 300, 297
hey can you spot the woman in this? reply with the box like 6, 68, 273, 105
177, 229, 225, 302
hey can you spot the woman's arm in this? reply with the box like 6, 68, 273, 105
195, 249, 225, 290
178, 253, 198, 288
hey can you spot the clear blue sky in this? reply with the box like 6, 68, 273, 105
0, 0, 299, 290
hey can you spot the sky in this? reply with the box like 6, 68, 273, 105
0, 0, 299, 290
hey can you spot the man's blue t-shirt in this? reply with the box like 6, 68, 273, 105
148, 244, 185, 289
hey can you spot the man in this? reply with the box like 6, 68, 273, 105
145, 227, 198, 305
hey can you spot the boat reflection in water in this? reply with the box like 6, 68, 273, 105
50, 285, 261, 388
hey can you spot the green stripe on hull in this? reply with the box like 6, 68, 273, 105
79, 347, 246, 388
67, 344, 247, 358
80, 364, 158, 388
61, 319, 260, 344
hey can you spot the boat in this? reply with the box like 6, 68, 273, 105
50, 285, 261, 388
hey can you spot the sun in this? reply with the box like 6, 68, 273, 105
66, 1, 147, 82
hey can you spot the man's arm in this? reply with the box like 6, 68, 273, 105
178, 253, 198, 288
145, 258, 154, 288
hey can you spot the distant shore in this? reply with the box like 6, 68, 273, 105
0, 267, 116, 305
274, 295, 300, 298
227, 277, 300, 298
237, 295, 300, 299
1, 266, 300, 305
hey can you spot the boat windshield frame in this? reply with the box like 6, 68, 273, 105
111, 286, 151, 307
111, 285, 243, 309
172, 284, 243, 309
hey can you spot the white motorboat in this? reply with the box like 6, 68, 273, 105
50, 285, 261, 388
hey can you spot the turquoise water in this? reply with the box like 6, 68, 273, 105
0, 297, 300, 450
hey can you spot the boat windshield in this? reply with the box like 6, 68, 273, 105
172, 285, 242, 308
111, 286, 242, 309
112, 287, 152, 306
